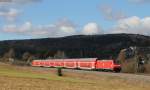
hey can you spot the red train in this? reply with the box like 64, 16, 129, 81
32, 58, 121, 72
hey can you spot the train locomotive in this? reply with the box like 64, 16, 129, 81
32, 58, 121, 72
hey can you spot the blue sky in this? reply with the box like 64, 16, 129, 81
0, 0, 150, 40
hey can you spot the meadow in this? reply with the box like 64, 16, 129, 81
0, 63, 150, 90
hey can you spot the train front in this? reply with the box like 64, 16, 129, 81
113, 61, 121, 72
96, 59, 121, 72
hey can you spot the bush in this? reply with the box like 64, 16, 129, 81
121, 61, 137, 73
144, 64, 150, 73
57, 67, 63, 76
54, 51, 67, 59
22, 52, 31, 61
12, 60, 27, 66
2, 49, 15, 62
121, 59, 147, 73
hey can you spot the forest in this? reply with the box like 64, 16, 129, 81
0, 34, 150, 65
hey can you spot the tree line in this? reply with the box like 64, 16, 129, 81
0, 48, 69, 65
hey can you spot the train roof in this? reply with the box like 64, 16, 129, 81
33, 58, 98, 61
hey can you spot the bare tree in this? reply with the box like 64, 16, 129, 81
3, 48, 15, 63
26, 55, 35, 65
54, 51, 67, 59
22, 52, 31, 61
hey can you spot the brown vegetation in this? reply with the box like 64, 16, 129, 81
121, 60, 139, 73
144, 64, 150, 73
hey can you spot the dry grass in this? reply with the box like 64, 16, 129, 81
144, 64, 150, 73
0, 63, 150, 90
121, 61, 137, 73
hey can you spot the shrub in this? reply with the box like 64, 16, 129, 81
144, 64, 150, 73
54, 51, 67, 59
22, 52, 31, 61
3, 48, 15, 62
57, 67, 63, 76
12, 60, 27, 66
121, 61, 137, 73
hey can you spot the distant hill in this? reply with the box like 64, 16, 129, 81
0, 33, 150, 60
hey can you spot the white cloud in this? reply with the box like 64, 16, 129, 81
81, 22, 103, 35
100, 5, 126, 21
2, 19, 77, 37
110, 16, 150, 35
0, 8, 19, 21
2, 19, 105, 37
59, 26, 76, 35
20, 21, 32, 32
128, 0, 150, 3
3, 21, 31, 33
0, 0, 41, 22
141, 17, 150, 29
0, 0, 41, 5
3, 24, 17, 33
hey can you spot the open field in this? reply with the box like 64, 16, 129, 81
0, 63, 150, 90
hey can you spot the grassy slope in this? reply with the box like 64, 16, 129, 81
0, 63, 150, 90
